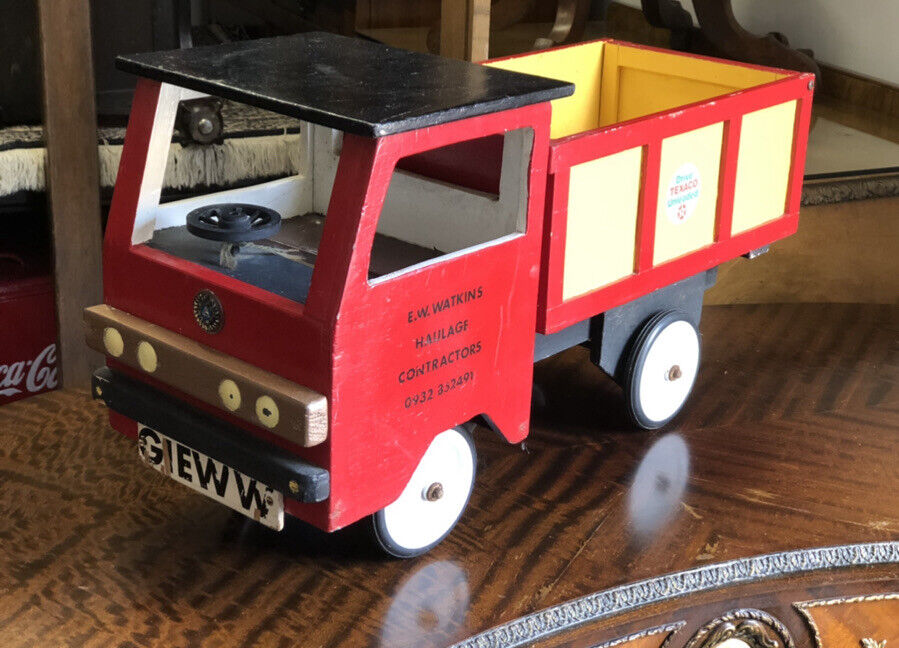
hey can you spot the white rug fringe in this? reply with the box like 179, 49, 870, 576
0, 148, 46, 196
1, 134, 302, 197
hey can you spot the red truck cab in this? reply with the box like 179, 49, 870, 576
86, 32, 573, 556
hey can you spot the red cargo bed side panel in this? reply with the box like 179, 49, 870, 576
538, 73, 813, 334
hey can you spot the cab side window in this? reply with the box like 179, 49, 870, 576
369, 128, 534, 280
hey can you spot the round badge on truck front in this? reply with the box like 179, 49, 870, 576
193, 290, 224, 334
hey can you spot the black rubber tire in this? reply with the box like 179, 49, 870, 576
370, 427, 477, 559
623, 310, 700, 430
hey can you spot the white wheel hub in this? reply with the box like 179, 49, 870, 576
378, 428, 475, 554
637, 319, 699, 424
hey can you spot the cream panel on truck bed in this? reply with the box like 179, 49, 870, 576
486, 39, 811, 335
653, 122, 724, 264
732, 100, 799, 234
563, 146, 643, 300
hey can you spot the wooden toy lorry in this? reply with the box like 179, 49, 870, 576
85, 33, 813, 556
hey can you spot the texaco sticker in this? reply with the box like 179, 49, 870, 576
666, 163, 701, 224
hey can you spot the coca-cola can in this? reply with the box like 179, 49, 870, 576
0, 254, 59, 405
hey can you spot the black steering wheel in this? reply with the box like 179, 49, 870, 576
185, 203, 282, 243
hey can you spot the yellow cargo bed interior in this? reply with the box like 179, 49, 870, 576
486, 40, 789, 140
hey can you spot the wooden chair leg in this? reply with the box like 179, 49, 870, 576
37, 0, 104, 390
691, 0, 820, 79
641, 0, 820, 81
441, 0, 491, 61
536, 0, 592, 48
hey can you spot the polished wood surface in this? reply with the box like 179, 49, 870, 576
0, 303, 896, 646
706, 197, 899, 305
795, 595, 899, 647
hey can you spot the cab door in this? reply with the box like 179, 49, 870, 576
325, 104, 552, 528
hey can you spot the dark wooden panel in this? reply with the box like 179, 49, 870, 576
37, 0, 104, 390
795, 594, 899, 648
0, 303, 896, 646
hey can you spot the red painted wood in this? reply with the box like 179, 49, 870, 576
103, 77, 335, 528
102, 86, 551, 530
102, 78, 160, 257
537, 166, 569, 328
397, 134, 504, 195
715, 116, 742, 241
549, 75, 810, 172
302, 133, 384, 327
108, 410, 138, 440
636, 142, 661, 273
786, 93, 814, 217
536, 167, 562, 328
543, 212, 798, 332
538, 72, 812, 333
325, 103, 552, 527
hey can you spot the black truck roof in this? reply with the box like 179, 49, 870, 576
117, 32, 574, 137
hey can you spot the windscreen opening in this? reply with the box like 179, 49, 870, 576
136, 91, 343, 304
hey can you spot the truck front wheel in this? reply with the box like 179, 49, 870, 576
624, 311, 700, 430
371, 426, 476, 558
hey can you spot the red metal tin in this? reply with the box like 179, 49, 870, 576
0, 247, 59, 405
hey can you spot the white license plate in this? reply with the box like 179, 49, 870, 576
137, 425, 285, 530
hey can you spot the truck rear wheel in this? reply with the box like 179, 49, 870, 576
624, 311, 700, 430
371, 426, 476, 558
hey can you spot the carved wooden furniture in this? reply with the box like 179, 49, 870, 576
533, 0, 592, 49
0, 303, 895, 644
640, 0, 821, 82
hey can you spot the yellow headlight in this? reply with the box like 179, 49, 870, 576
137, 341, 158, 372
219, 379, 241, 411
256, 395, 279, 428
103, 327, 124, 357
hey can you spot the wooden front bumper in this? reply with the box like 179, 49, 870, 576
84, 304, 327, 447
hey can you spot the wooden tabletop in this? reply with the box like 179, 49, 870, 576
0, 303, 896, 647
